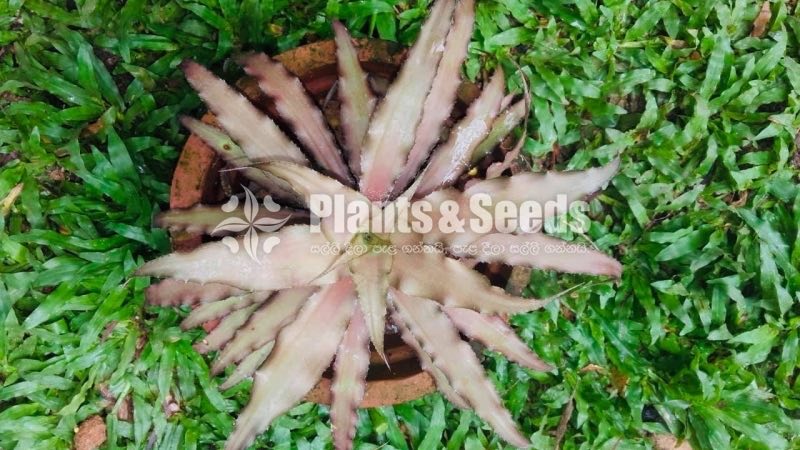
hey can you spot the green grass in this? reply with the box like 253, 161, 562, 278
1, 0, 799, 449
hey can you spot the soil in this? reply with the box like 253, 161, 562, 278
73, 416, 107, 450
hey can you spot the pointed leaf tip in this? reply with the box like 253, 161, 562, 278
179, 58, 198, 75
390, 290, 530, 447
392, 0, 475, 195
444, 306, 554, 372
182, 58, 308, 166
334, 20, 376, 179
331, 310, 370, 450
136, 226, 340, 291
349, 252, 391, 359
359, 0, 457, 200
464, 157, 621, 219
391, 251, 548, 314
224, 278, 355, 450
459, 233, 622, 278
211, 287, 313, 373
417, 67, 506, 196
243, 53, 352, 184
143, 279, 245, 306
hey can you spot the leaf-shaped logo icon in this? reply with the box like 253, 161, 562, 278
243, 227, 259, 262
263, 236, 280, 253
212, 186, 287, 261
221, 195, 239, 212
243, 187, 258, 223
263, 195, 281, 212
221, 236, 239, 253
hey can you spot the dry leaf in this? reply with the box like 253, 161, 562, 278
117, 395, 133, 421
163, 394, 181, 417
554, 395, 574, 450
579, 363, 605, 373
1, 183, 23, 216
751, 1, 771, 37
81, 118, 105, 137
610, 367, 629, 394
505, 266, 531, 296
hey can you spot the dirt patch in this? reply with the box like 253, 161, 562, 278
652, 434, 693, 450
74, 416, 107, 450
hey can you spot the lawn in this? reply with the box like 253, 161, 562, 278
1, 0, 799, 449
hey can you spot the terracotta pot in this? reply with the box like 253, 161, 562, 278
171, 38, 507, 407
172, 38, 434, 407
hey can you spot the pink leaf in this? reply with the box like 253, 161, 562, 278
416, 188, 485, 249
389, 289, 530, 447
330, 309, 370, 450
194, 304, 260, 354
392, 0, 475, 195
470, 99, 527, 165
443, 306, 553, 372
211, 286, 316, 374
155, 188, 300, 237
181, 61, 308, 165
465, 158, 620, 218
391, 250, 548, 314
243, 54, 352, 184
390, 308, 469, 408
349, 252, 392, 359
359, 0, 456, 201
333, 21, 376, 178
224, 278, 356, 450
145, 279, 244, 306
219, 342, 274, 391
155, 205, 257, 236
181, 291, 272, 330
257, 161, 366, 207
180, 117, 302, 203
416, 68, 506, 196
136, 225, 340, 291
458, 233, 622, 278
257, 161, 368, 244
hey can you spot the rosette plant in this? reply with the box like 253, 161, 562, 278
137, 0, 622, 448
